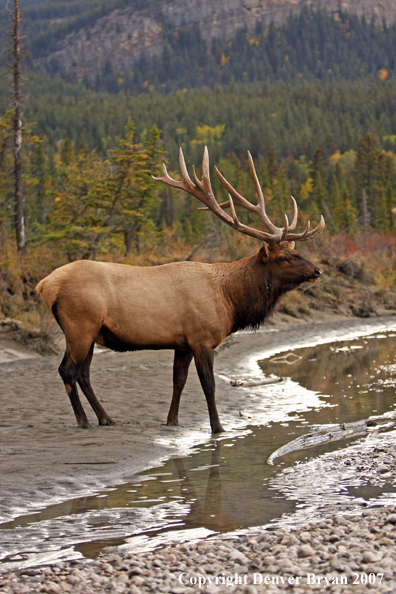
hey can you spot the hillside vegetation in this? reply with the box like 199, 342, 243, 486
1, 6, 396, 332
73, 9, 396, 94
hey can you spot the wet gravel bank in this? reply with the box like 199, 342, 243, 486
1, 504, 396, 593
2, 428, 396, 594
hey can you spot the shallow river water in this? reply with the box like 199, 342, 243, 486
2, 324, 396, 570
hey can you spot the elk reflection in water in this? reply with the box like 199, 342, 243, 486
172, 442, 239, 533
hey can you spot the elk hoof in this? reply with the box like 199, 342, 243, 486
166, 419, 179, 426
78, 420, 92, 429
211, 425, 225, 434
99, 417, 116, 426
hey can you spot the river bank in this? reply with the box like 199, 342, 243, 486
1, 431, 396, 592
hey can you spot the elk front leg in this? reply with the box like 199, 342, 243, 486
77, 343, 115, 426
167, 349, 193, 426
193, 346, 224, 434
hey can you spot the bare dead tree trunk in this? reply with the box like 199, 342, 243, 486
362, 188, 369, 245
157, 187, 175, 229
124, 220, 140, 255
10, 0, 26, 252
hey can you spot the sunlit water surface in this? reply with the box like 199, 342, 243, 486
2, 330, 396, 571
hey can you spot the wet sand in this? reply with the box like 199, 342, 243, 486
1, 312, 396, 527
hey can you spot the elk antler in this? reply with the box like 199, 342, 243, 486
153, 147, 325, 244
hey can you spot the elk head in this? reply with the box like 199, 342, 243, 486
255, 240, 323, 295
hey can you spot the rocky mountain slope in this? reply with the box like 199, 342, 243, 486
34, 0, 396, 80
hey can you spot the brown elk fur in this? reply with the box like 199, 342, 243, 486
36, 241, 321, 433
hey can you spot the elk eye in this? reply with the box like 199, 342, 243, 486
279, 256, 288, 262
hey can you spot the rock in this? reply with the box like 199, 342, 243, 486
229, 550, 250, 565
337, 259, 374, 284
101, 563, 114, 573
386, 514, 396, 524
362, 551, 380, 563
66, 576, 81, 586
297, 545, 315, 558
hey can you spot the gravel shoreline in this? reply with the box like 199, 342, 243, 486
2, 433, 396, 593
1, 505, 396, 593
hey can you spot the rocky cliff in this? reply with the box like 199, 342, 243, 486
35, 0, 396, 80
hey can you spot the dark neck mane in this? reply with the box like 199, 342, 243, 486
220, 254, 282, 334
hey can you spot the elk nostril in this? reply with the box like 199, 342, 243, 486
314, 267, 322, 277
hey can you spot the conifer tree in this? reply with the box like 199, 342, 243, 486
0, 112, 14, 227
334, 183, 358, 234
107, 120, 164, 254
354, 134, 382, 228
309, 148, 327, 207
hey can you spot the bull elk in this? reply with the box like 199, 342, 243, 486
36, 147, 324, 433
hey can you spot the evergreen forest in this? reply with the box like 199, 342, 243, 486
93, 9, 396, 94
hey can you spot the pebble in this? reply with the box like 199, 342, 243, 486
297, 545, 315, 558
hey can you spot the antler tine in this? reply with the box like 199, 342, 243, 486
226, 192, 288, 241
284, 215, 325, 242
214, 165, 261, 214
152, 161, 184, 190
201, 145, 211, 185
191, 146, 208, 190
184, 146, 226, 213
228, 193, 240, 227
288, 196, 298, 231
178, 147, 198, 193
305, 215, 325, 240
246, 151, 280, 235
309, 215, 326, 239
247, 151, 264, 212
280, 214, 290, 242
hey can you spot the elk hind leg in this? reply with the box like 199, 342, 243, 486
77, 343, 115, 426
193, 346, 224, 434
167, 349, 193, 426
58, 351, 91, 428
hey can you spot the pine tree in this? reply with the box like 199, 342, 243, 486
0, 111, 14, 227
354, 134, 382, 228
309, 148, 327, 208
45, 142, 109, 260
107, 119, 163, 254
334, 183, 358, 234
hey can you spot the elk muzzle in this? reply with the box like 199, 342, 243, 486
309, 266, 322, 281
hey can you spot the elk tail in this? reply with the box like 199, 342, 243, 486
35, 276, 59, 314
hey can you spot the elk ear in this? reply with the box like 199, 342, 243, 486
259, 244, 271, 261
288, 241, 295, 250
